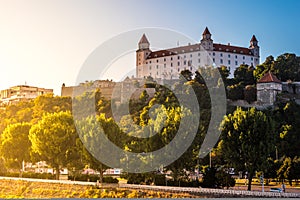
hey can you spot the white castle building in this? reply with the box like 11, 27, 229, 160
136, 27, 260, 79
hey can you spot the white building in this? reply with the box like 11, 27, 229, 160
0, 85, 53, 105
136, 27, 260, 79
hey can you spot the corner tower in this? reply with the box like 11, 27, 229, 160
136, 34, 151, 78
200, 27, 213, 51
249, 35, 260, 65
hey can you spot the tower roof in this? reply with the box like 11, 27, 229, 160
258, 71, 281, 83
138, 34, 149, 44
202, 27, 211, 35
250, 35, 258, 42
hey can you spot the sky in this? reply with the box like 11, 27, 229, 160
0, 0, 300, 95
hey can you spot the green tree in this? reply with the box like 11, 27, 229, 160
220, 107, 275, 191
233, 64, 255, 85
76, 114, 124, 183
29, 111, 77, 180
0, 123, 32, 176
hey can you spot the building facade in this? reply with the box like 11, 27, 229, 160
136, 27, 260, 79
257, 71, 282, 105
0, 85, 53, 105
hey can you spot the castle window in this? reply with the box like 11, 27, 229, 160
178, 56, 180, 60
228, 60, 231, 65
235, 61, 238, 66
171, 57, 173, 61
243, 56, 245, 60
178, 68, 180, 72
190, 66, 193, 71
171, 63, 173, 67
251, 57, 253, 61
149, 66, 151, 70
213, 52, 215, 56
198, 53, 201, 56
198, 59, 201, 63
164, 58, 166, 62
228, 54, 230, 58
156, 65, 159, 69
184, 60, 187, 65
235, 55, 237, 59
213, 58, 215, 62
171, 69, 173, 73
220, 59, 223, 64
157, 71, 159, 75
178, 61, 180, 66
243, 62, 245, 64
220, 53, 223, 57
190, 54, 192, 58
150, 61, 152, 64
164, 64, 166, 68
184, 55, 186, 58
146, 62, 148, 64
157, 59, 159, 63
251, 62, 253, 66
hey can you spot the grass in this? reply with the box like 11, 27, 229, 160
0, 179, 196, 198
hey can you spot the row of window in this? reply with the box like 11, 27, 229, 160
146, 53, 256, 65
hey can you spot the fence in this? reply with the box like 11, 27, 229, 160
119, 183, 300, 198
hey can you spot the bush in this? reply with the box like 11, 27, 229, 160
68, 174, 118, 183
0, 172, 56, 179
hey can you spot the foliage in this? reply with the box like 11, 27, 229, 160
29, 111, 77, 179
200, 166, 235, 189
233, 64, 255, 86
254, 53, 300, 81
220, 107, 275, 190
0, 123, 32, 172
227, 83, 244, 100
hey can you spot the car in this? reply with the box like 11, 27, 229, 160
270, 188, 282, 193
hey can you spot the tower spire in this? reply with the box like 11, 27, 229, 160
138, 34, 150, 50
202, 27, 211, 35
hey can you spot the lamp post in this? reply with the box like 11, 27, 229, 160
209, 150, 212, 168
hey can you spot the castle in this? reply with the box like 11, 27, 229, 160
136, 27, 260, 79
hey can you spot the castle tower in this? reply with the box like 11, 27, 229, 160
200, 27, 213, 51
136, 34, 151, 78
257, 71, 282, 105
249, 35, 260, 57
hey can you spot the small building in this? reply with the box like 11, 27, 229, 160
0, 85, 53, 105
257, 71, 282, 105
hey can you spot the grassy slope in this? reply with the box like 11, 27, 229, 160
0, 179, 196, 198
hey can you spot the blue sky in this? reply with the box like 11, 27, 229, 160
0, 0, 300, 94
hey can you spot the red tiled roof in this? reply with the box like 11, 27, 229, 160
202, 27, 211, 35
147, 43, 200, 59
213, 43, 253, 55
258, 71, 281, 83
146, 42, 254, 59
250, 35, 258, 42
139, 34, 149, 44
